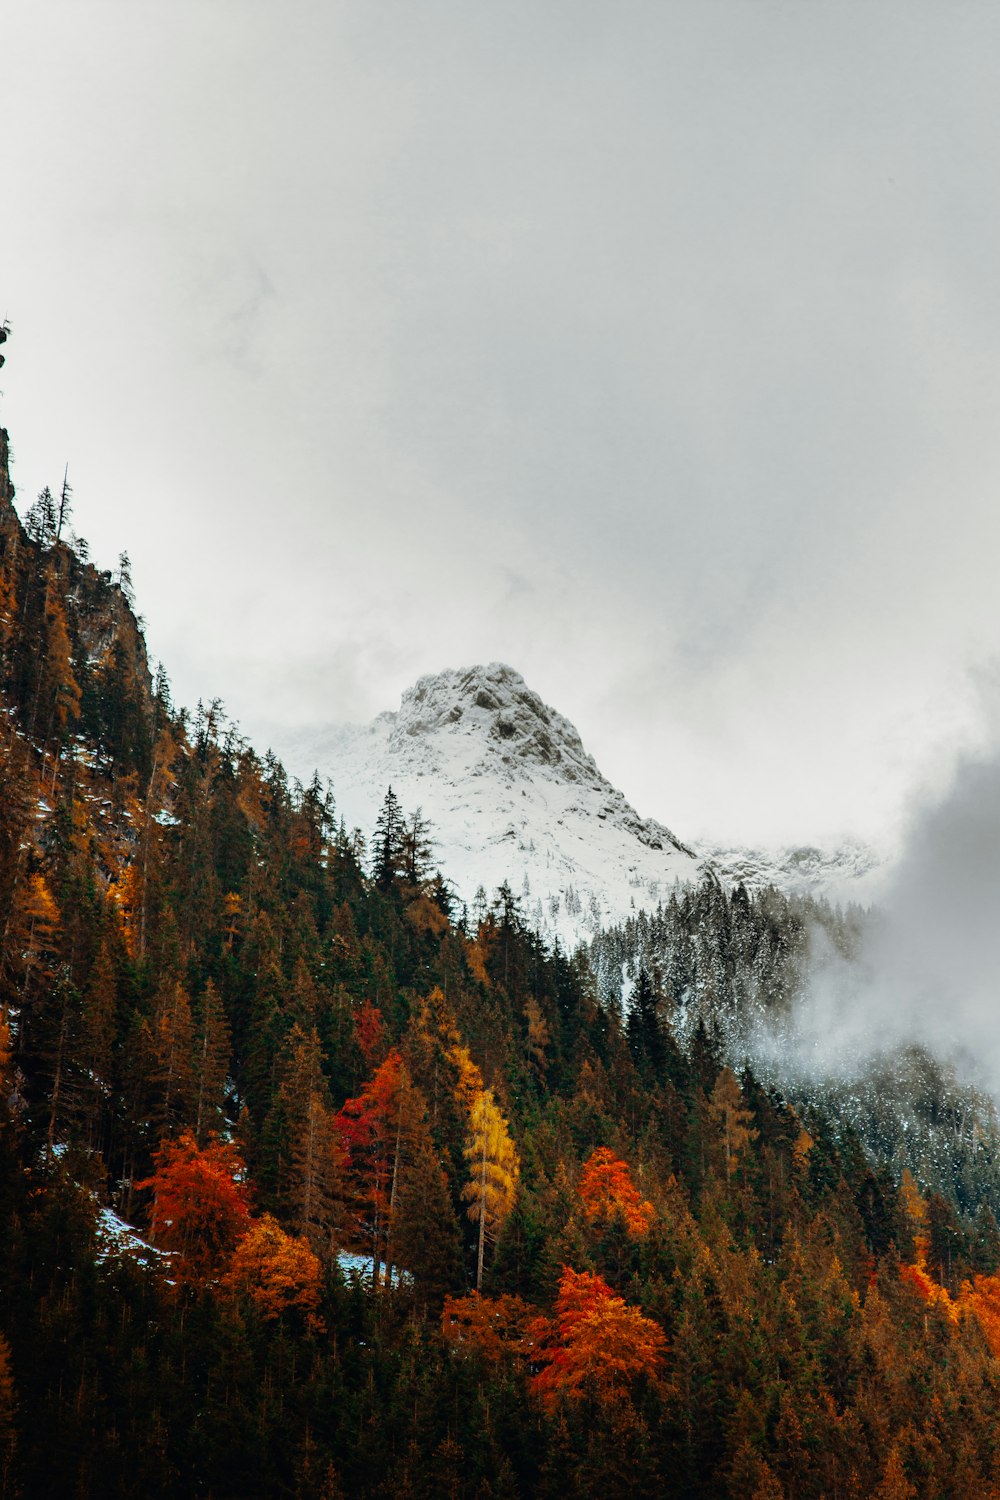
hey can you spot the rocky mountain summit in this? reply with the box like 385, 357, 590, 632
283, 663, 879, 945
381, 664, 694, 856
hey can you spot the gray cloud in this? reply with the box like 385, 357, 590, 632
768, 690, 1000, 1093
3, 1, 999, 846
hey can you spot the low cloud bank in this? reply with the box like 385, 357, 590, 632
758, 741, 1000, 1094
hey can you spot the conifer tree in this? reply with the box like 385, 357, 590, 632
152, 978, 196, 1135
392, 1139, 463, 1306
626, 965, 668, 1077
336, 1049, 429, 1285
371, 786, 405, 890
462, 1087, 520, 1291
23, 486, 57, 546
707, 1066, 758, 1184
291, 1091, 347, 1260
192, 979, 231, 1143
55, 466, 72, 543
268, 1025, 347, 1260
75, 936, 117, 1150
400, 807, 435, 887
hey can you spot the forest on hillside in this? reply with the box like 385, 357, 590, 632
5, 427, 1000, 1498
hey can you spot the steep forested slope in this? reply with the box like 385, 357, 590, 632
592, 886, 1000, 1217
4, 424, 1000, 1498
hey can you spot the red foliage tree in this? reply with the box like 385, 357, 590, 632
353, 1000, 387, 1068
138, 1130, 251, 1283
578, 1146, 655, 1239
440, 1290, 535, 1364
530, 1266, 667, 1407
336, 1049, 426, 1286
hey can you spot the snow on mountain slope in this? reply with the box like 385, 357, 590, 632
281, 663, 880, 946
703, 840, 884, 906
283, 663, 703, 943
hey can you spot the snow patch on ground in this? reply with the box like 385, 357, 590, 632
95, 1208, 168, 1264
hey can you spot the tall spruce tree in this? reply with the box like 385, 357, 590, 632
371, 786, 405, 890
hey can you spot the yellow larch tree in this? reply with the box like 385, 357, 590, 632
462, 1087, 519, 1291
707, 1066, 758, 1184
224, 1214, 324, 1329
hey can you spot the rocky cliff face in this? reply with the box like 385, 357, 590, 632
385, 663, 694, 856
0, 428, 14, 512
0, 424, 154, 775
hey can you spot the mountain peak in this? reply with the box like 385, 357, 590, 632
278, 659, 701, 943
280, 662, 879, 945
390, 662, 598, 782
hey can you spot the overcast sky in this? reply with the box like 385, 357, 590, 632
4, 1, 1000, 848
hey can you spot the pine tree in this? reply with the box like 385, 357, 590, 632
626, 966, 667, 1077
152, 978, 196, 1135
55, 466, 72, 543
707, 1067, 758, 1184
400, 807, 435, 887
268, 1025, 347, 1260
336, 1050, 429, 1286
23, 486, 56, 546
75, 937, 117, 1150
391, 1139, 462, 1306
371, 786, 406, 890
192, 979, 231, 1143
291, 1091, 347, 1260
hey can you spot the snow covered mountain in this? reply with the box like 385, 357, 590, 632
281, 663, 880, 946
703, 839, 882, 903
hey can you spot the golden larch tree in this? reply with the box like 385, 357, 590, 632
707, 1067, 758, 1183
224, 1213, 324, 1329
462, 1087, 519, 1291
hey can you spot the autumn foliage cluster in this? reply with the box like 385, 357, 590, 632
7, 427, 1000, 1499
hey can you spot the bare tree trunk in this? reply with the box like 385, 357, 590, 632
385, 1112, 403, 1288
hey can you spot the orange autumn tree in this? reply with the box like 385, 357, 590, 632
336, 1048, 429, 1287
336, 1056, 398, 1284
224, 1213, 324, 1328
530, 1266, 667, 1408
578, 1147, 655, 1239
440, 1290, 535, 1364
957, 1273, 1000, 1355
139, 1130, 251, 1283
897, 1171, 960, 1324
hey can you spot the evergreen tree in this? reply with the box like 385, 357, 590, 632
192, 980, 231, 1143
392, 1139, 463, 1306
626, 965, 667, 1077
371, 786, 405, 890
